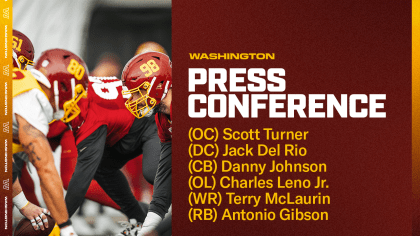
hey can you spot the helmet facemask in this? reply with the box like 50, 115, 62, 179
13, 51, 34, 70
60, 84, 87, 123
19, 55, 34, 69
123, 81, 157, 119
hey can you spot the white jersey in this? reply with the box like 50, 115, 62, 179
13, 89, 53, 136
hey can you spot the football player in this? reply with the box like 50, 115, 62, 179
12, 32, 77, 235
33, 49, 162, 233
88, 51, 149, 206
122, 51, 172, 235
12, 29, 51, 232
12, 29, 34, 70
27, 49, 136, 211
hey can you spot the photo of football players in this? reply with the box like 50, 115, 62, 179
17, 49, 167, 235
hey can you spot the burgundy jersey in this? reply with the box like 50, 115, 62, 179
155, 104, 172, 143
71, 77, 135, 146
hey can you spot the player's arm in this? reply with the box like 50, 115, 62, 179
141, 141, 172, 234
58, 130, 114, 211
65, 125, 107, 217
16, 114, 69, 226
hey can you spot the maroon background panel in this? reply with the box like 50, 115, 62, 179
172, 1, 411, 235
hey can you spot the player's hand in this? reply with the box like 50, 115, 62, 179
19, 202, 50, 230
138, 227, 157, 236
143, 230, 158, 236
60, 225, 78, 236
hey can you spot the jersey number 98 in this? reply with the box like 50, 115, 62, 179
140, 59, 160, 77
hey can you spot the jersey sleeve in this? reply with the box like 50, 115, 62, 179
48, 120, 69, 138
13, 89, 53, 136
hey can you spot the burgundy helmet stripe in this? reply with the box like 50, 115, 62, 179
161, 81, 170, 100
71, 78, 76, 99
54, 80, 59, 112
